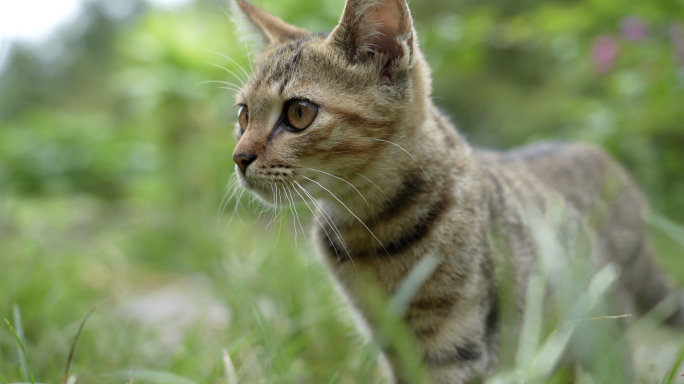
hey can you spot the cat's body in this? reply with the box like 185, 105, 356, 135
230, 0, 684, 382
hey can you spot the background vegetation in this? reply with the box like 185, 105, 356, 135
0, 0, 683, 382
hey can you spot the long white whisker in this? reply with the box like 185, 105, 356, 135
285, 184, 310, 249
352, 170, 394, 209
282, 181, 298, 247
221, 7, 254, 71
292, 179, 348, 250
290, 180, 356, 275
301, 167, 370, 207
218, 174, 239, 226
218, 86, 242, 93
206, 62, 247, 87
298, 174, 391, 259
291, 180, 359, 276
273, 184, 283, 249
367, 138, 430, 180
202, 48, 250, 81
225, 188, 245, 233
198, 80, 242, 89
267, 181, 278, 228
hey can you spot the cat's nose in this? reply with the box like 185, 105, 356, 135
233, 152, 257, 174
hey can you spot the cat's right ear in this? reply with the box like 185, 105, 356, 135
232, 0, 310, 48
328, 0, 414, 80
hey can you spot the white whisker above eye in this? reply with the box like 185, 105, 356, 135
202, 48, 251, 82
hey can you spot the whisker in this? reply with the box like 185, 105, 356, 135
301, 167, 370, 207
367, 138, 430, 180
273, 183, 283, 250
267, 181, 278, 228
282, 181, 298, 247
221, 6, 254, 71
298, 174, 392, 260
290, 180, 355, 275
217, 174, 239, 226
225, 188, 245, 234
199, 80, 243, 90
292, 179, 348, 250
201, 48, 250, 81
352, 170, 394, 209
291, 179, 360, 275
206, 62, 247, 87
285, 184, 310, 249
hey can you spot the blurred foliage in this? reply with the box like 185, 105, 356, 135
0, 0, 682, 382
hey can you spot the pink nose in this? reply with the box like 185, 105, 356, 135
233, 152, 257, 173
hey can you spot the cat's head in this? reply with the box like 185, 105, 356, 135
231, 0, 431, 207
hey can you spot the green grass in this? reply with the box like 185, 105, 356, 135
1, 190, 683, 384
0, 3, 683, 380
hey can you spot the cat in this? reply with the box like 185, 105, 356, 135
229, 0, 684, 382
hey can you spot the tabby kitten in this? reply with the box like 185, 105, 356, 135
230, 0, 684, 382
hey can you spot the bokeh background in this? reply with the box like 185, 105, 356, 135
1, 0, 683, 382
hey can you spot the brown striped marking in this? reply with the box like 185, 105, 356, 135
319, 182, 452, 262
382, 188, 452, 255
325, 105, 392, 129
373, 169, 429, 223
426, 343, 482, 367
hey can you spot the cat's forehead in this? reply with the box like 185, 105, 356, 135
239, 33, 367, 104
248, 34, 327, 90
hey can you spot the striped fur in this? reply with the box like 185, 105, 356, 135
230, 0, 684, 382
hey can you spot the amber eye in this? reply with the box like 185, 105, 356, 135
286, 100, 318, 130
238, 105, 249, 132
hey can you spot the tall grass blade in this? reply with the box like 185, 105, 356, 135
661, 342, 684, 384
5, 319, 35, 384
63, 296, 117, 384
516, 266, 546, 369
104, 370, 198, 384
649, 213, 684, 248
11, 305, 30, 383
389, 253, 440, 315
0, 370, 9, 384
222, 349, 238, 384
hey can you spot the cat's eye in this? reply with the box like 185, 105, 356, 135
286, 100, 318, 130
238, 105, 249, 132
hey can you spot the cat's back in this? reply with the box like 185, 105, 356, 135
475, 141, 646, 216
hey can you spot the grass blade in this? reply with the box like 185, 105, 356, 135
0, 370, 9, 384
649, 213, 684, 248
5, 319, 35, 384
661, 342, 684, 384
389, 253, 441, 315
63, 295, 117, 384
222, 349, 238, 384
12, 305, 30, 383
104, 370, 198, 384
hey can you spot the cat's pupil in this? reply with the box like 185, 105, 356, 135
297, 106, 303, 118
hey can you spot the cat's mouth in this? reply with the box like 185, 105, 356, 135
236, 165, 303, 205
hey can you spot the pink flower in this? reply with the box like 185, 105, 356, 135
621, 16, 648, 41
591, 35, 619, 74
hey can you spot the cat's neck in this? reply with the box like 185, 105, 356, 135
316, 101, 473, 227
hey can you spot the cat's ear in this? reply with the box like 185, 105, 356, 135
232, 0, 310, 47
328, 0, 413, 79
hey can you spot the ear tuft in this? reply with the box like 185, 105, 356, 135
328, 0, 413, 79
232, 0, 310, 47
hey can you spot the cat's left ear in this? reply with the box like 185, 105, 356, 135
328, 0, 413, 80
232, 0, 310, 47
